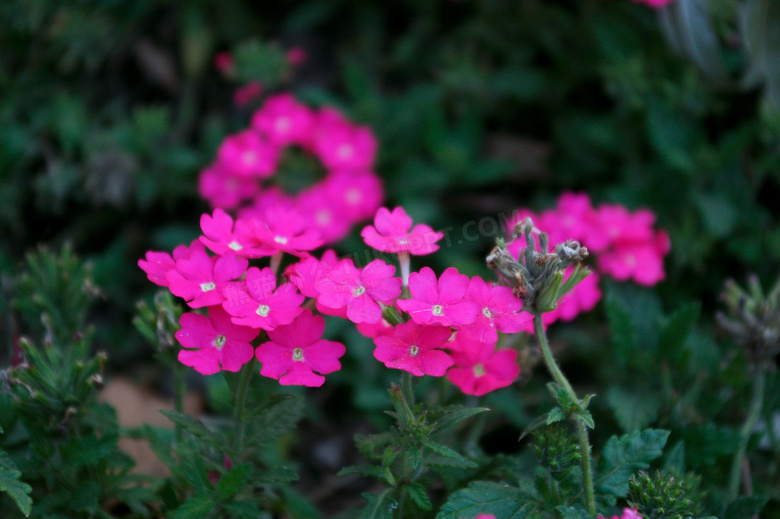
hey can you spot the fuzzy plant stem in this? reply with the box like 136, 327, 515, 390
727, 367, 766, 503
233, 358, 255, 458
534, 314, 596, 516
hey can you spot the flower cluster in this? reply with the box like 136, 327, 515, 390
504, 192, 669, 329
198, 93, 383, 244
140, 202, 526, 396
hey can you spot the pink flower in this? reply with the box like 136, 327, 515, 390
222, 267, 304, 330
296, 183, 354, 243
198, 163, 260, 209
165, 250, 248, 308
373, 322, 454, 376
199, 209, 275, 258
519, 268, 601, 332
214, 52, 234, 75
316, 259, 402, 324
361, 207, 444, 255
598, 230, 669, 286
139, 251, 175, 287
324, 171, 384, 222
175, 305, 258, 375
356, 318, 394, 339
313, 113, 377, 171
256, 309, 345, 387
590, 204, 656, 253
286, 47, 307, 66
597, 508, 643, 519
217, 130, 280, 178
631, 0, 674, 8
462, 514, 496, 519
247, 205, 324, 256
446, 335, 519, 396
251, 93, 315, 147
238, 186, 296, 220
285, 249, 341, 298
233, 80, 263, 107
460, 276, 528, 343
397, 267, 480, 327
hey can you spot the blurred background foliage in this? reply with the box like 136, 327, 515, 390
2, 0, 780, 515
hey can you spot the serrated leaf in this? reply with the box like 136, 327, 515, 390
159, 409, 221, 450
658, 303, 700, 363
244, 395, 304, 449
606, 387, 661, 433
216, 463, 252, 501
254, 465, 298, 484
437, 481, 539, 519
424, 441, 468, 463
142, 424, 176, 469
578, 410, 595, 430
222, 501, 271, 519
0, 462, 33, 517
358, 490, 397, 519
338, 464, 385, 480
606, 294, 636, 366
173, 492, 214, 519
428, 405, 490, 434
424, 452, 479, 469
724, 496, 769, 519
547, 407, 566, 425
408, 445, 422, 469
406, 482, 432, 511
354, 432, 394, 460
557, 505, 593, 519
595, 429, 670, 505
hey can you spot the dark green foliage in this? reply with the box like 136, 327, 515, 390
627, 471, 705, 519
436, 481, 539, 519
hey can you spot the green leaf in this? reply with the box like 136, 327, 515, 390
724, 496, 769, 519
173, 492, 214, 519
216, 463, 252, 501
437, 481, 539, 519
547, 407, 566, 425
408, 445, 422, 469
406, 482, 432, 511
606, 293, 636, 364
358, 490, 397, 519
254, 465, 298, 484
557, 505, 594, 519
595, 429, 670, 505
694, 192, 738, 238
0, 457, 33, 517
424, 440, 469, 464
606, 387, 661, 432
244, 394, 304, 449
141, 425, 176, 470
427, 405, 490, 434
578, 410, 595, 430
338, 464, 384, 480
222, 501, 271, 519
658, 302, 701, 367
682, 424, 739, 468
159, 409, 221, 450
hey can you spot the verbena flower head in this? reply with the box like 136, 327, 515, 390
216, 129, 279, 178
222, 266, 304, 330
461, 275, 529, 343
313, 113, 377, 171
373, 321, 454, 376
316, 258, 402, 324
175, 305, 259, 375
396, 267, 480, 327
256, 309, 346, 387
446, 335, 520, 396
250, 92, 314, 147
488, 217, 590, 315
198, 163, 259, 209
199, 208, 275, 258
597, 509, 643, 519
165, 249, 248, 308
138, 239, 206, 287
285, 249, 340, 298
248, 204, 324, 256
361, 206, 444, 255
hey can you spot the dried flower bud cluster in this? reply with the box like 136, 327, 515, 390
716, 274, 780, 367
487, 217, 591, 314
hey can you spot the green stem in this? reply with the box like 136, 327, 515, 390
233, 358, 255, 459
173, 362, 186, 446
727, 367, 766, 503
402, 371, 415, 408
534, 314, 596, 516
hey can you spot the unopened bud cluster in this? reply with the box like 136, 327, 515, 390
486, 218, 590, 314
627, 471, 703, 519
531, 423, 582, 478
716, 274, 780, 367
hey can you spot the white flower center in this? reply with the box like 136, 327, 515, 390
473, 364, 486, 377
256, 304, 270, 317
398, 238, 408, 245
482, 307, 492, 318
431, 304, 443, 316
228, 240, 242, 251
353, 286, 366, 297
316, 210, 332, 225
292, 348, 304, 361
345, 188, 361, 204
337, 144, 354, 160
274, 236, 288, 245
214, 334, 227, 349
409, 345, 419, 357
200, 282, 216, 292
275, 117, 291, 134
